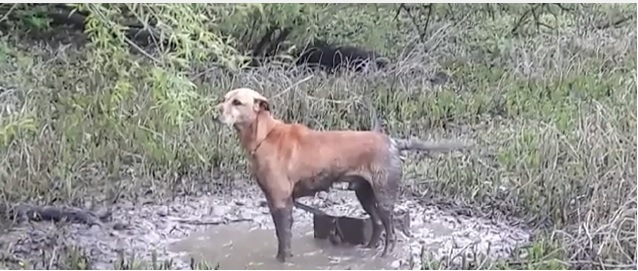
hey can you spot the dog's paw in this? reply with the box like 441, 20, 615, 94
275, 251, 293, 263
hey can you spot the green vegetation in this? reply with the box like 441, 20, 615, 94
0, 3, 636, 270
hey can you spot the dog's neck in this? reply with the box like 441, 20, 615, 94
235, 110, 280, 156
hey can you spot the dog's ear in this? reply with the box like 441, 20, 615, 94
253, 96, 270, 112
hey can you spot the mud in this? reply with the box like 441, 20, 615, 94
0, 180, 532, 269
170, 222, 399, 270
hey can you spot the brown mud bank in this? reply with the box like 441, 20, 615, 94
0, 180, 532, 270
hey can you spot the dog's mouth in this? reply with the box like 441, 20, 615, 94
216, 116, 232, 126
212, 113, 231, 127
215, 115, 239, 130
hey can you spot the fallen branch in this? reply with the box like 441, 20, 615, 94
596, 14, 636, 30
0, 203, 111, 226
169, 217, 252, 226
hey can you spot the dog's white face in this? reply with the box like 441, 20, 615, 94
215, 88, 270, 127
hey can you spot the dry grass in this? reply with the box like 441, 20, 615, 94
0, 3, 636, 270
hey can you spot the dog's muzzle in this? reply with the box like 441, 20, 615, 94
213, 114, 223, 124
213, 104, 225, 123
213, 109, 228, 125
215, 114, 237, 129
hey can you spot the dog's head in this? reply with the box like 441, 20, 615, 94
215, 88, 270, 127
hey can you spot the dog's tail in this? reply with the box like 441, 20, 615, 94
392, 137, 473, 152
363, 96, 472, 153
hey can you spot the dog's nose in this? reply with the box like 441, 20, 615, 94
212, 113, 223, 123
212, 104, 224, 123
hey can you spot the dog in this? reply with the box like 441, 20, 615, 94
215, 87, 472, 263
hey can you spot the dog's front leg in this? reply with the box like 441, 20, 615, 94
268, 197, 294, 263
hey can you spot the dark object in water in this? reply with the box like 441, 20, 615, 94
313, 213, 373, 246
297, 200, 412, 247
295, 40, 389, 73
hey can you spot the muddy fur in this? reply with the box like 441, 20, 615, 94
216, 88, 472, 263
295, 39, 389, 73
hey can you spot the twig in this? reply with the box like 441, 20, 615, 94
401, 4, 426, 44
170, 217, 252, 226
0, 3, 18, 23
188, 63, 223, 81
596, 14, 636, 29
271, 74, 314, 99
422, 4, 434, 41
392, 3, 404, 22
123, 36, 159, 64
484, 4, 495, 20
511, 4, 542, 35
554, 3, 572, 12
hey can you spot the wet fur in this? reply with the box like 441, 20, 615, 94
249, 117, 403, 262
216, 88, 471, 263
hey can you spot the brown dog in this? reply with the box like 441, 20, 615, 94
215, 87, 471, 263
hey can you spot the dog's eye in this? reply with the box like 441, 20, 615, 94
232, 99, 242, 106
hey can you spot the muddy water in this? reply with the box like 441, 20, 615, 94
0, 180, 532, 269
171, 222, 401, 270
168, 189, 531, 269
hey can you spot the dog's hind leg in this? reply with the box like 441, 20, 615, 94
374, 188, 396, 257
372, 172, 400, 257
352, 179, 383, 248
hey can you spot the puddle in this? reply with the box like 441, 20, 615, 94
168, 189, 532, 269
171, 222, 402, 270
0, 181, 533, 269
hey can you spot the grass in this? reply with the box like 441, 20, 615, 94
0, 3, 636, 270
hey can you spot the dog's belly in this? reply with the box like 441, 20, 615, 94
293, 170, 368, 199
293, 179, 334, 199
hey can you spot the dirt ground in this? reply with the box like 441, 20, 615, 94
0, 178, 532, 270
